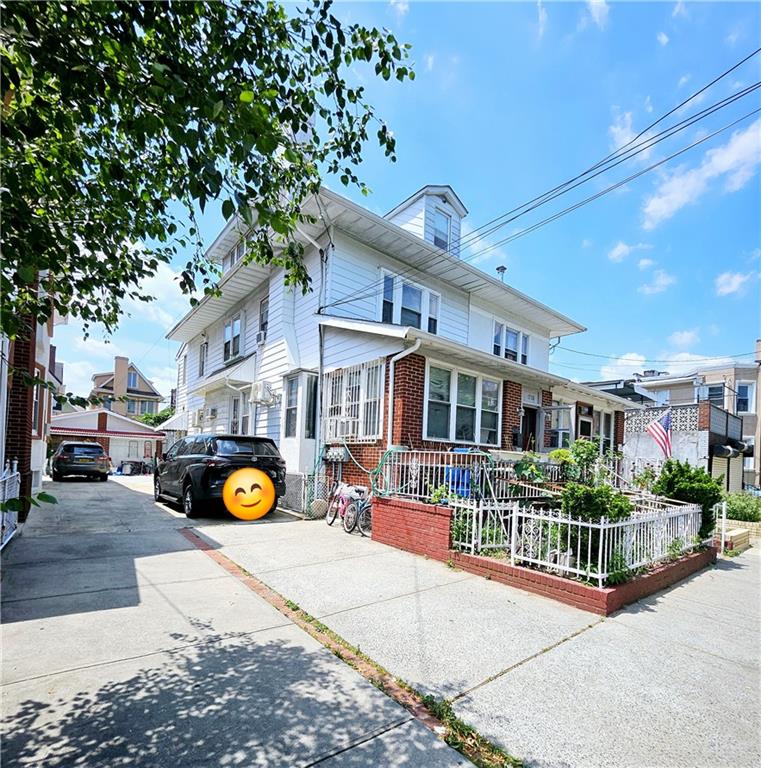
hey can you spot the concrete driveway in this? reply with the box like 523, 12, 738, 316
1, 477, 467, 767
190, 502, 761, 768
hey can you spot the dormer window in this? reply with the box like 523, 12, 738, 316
433, 209, 451, 250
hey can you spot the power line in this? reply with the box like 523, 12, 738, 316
457, 107, 760, 263
454, 46, 761, 252
554, 347, 755, 363
321, 100, 760, 312
318, 50, 761, 313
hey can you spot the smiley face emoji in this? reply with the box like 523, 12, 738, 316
222, 468, 276, 520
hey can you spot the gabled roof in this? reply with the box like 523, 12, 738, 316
384, 184, 469, 220
89, 361, 164, 399
167, 187, 586, 343
51, 408, 164, 436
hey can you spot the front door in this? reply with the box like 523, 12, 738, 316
522, 407, 538, 451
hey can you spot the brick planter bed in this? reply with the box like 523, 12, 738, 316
373, 496, 718, 616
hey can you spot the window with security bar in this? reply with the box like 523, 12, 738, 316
323, 359, 386, 442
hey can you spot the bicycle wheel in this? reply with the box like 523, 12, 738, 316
343, 501, 359, 533
325, 492, 341, 526
357, 502, 372, 537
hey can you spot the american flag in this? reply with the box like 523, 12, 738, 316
645, 409, 672, 458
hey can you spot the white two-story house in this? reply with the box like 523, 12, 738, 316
166, 185, 634, 507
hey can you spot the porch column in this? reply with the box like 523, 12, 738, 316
501, 381, 522, 451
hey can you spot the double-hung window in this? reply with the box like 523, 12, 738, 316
198, 341, 208, 377
737, 382, 754, 413
284, 375, 298, 438
706, 384, 724, 407
224, 314, 242, 362
380, 273, 440, 335
492, 320, 530, 366
323, 359, 385, 442
230, 396, 241, 434
433, 209, 451, 250
400, 283, 422, 327
259, 298, 269, 341
304, 374, 318, 439
425, 363, 501, 446
139, 400, 155, 415
127, 371, 138, 389
127, 399, 136, 415
31, 382, 41, 436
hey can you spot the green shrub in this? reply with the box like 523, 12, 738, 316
561, 482, 633, 522
725, 492, 761, 523
514, 452, 545, 482
548, 448, 580, 481
569, 438, 601, 484
651, 459, 723, 539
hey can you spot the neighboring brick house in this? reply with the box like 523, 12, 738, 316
89, 356, 164, 418
1, 310, 65, 510
167, 185, 633, 503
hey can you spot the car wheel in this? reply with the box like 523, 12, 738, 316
183, 484, 201, 519
100, 474, 108, 482
154, 475, 162, 501
271, 495, 279, 512
52, 470, 62, 482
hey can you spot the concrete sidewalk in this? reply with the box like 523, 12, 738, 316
194, 512, 761, 768
1, 478, 467, 767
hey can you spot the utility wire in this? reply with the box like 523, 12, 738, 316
456, 107, 760, 262
455, 46, 761, 252
554, 347, 755, 362
320, 93, 760, 312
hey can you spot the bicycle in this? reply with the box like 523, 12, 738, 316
325, 482, 367, 533
345, 491, 372, 537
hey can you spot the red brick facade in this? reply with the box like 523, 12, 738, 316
614, 411, 625, 450
501, 380, 522, 450
541, 389, 553, 449
4, 322, 36, 518
372, 496, 452, 560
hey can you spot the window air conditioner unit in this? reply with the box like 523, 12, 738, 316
190, 409, 202, 428
205, 406, 218, 420
256, 331, 266, 346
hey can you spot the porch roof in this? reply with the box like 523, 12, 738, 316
319, 316, 641, 410
190, 354, 256, 397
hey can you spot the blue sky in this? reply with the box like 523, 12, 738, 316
55, 0, 760, 399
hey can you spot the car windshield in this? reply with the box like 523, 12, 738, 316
66, 445, 104, 456
214, 438, 279, 457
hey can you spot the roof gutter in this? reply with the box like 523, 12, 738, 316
386, 338, 422, 449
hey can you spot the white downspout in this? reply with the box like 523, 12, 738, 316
386, 339, 422, 450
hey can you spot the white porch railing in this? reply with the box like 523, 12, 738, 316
1, 459, 21, 551
452, 498, 703, 587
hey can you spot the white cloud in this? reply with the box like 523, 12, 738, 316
607, 240, 652, 263
123, 261, 192, 327
657, 31, 669, 46
609, 110, 652, 159
600, 352, 647, 380
599, 350, 735, 381
58, 359, 99, 399
668, 328, 700, 348
644, 95, 653, 114
678, 74, 690, 88
424, 53, 435, 72
672, 1, 687, 19
461, 221, 510, 266
638, 257, 655, 270
143, 365, 177, 403
389, 0, 409, 20
714, 271, 753, 296
638, 269, 676, 294
581, 238, 593, 248
642, 119, 761, 229
537, 1, 548, 39
725, 29, 740, 47
586, 0, 609, 30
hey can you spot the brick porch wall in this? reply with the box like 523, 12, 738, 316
542, 389, 553, 449
614, 410, 625, 449
502, 380, 522, 450
372, 496, 452, 560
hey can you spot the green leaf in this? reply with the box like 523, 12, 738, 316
221, 199, 235, 220
239, 90, 255, 103
36, 492, 58, 504
18, 265, 35, 283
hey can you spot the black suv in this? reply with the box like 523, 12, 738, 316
51, 441, 110, 481
154, 434, 287, 518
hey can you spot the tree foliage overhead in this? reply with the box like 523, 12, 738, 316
137, 406, 175, 428
1, 0, 412, 339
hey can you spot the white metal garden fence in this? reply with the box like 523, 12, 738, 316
1, 459, 21, 551
452, 498, 703, 587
